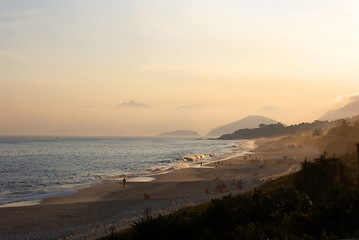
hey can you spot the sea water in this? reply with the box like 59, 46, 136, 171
0, 136, 253, 207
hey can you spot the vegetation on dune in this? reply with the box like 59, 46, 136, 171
307, 119, 359, 155
294, 153, 350, 201
303, 118, 359, 184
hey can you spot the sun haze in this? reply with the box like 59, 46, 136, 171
1, 0, 358, 136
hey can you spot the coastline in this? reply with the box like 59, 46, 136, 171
0, 138, 319, 240
0, 136, 248, 209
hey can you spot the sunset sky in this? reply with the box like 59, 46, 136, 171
1, 0, 358, 136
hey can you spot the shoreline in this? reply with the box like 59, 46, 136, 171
0, 140, 255, 209
0, 138, 320, 240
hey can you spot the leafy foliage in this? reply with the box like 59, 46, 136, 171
294, 153, 351, 201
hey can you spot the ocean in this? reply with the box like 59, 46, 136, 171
0, 136, 253, 207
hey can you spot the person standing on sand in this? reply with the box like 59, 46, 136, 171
123, 177, 126, 188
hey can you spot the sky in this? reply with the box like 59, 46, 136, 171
0, 0, 358, 136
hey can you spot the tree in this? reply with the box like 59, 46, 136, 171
294, 153, 349, 201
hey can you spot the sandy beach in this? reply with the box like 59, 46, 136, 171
0, 139, 319, 240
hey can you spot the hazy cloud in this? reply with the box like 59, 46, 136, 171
175, 104, 203, 110
260, 106, 279, 112
116, 101, 151, 109
334, 93, 359, 103
0, 8, 43, 29
0, 19, 26, 29
82, 104, 95, 109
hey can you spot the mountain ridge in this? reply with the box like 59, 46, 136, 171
320, 100, 359, 121
207, 115, 278, 137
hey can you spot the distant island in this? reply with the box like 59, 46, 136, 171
158, 130, 200, 137
207, 115, 277, 137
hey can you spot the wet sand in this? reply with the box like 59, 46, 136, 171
0, 138, 319, 240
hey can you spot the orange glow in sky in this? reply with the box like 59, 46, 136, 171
1, 1, 358, 136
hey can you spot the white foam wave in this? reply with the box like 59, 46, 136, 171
146, 163, 191, 173
178, 154, 212, 162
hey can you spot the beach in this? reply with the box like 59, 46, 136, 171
0, 139, 319, 240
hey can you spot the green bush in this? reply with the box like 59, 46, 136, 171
294, 153, 350, 201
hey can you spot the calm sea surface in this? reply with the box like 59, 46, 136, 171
0, 136, 253, 207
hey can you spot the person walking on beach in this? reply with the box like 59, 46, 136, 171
123, 177, 126, 188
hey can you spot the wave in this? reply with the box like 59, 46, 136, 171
146, 162, 191, 173
146, 153, 218, 174
0, 189, 77, 208
146, 143, 255, 175
178, 154, 212, 162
